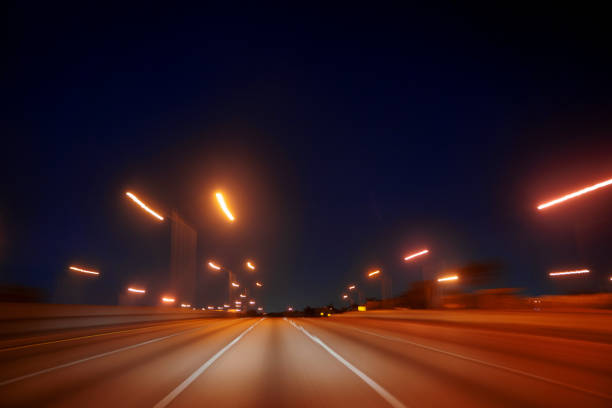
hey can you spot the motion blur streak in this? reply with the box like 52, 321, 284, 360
232, 282, 239, 287
437, 275, 459, 282
215, 192, 235, 221
335, 321, 612, 401
246, 261, 255, 270
0, 325, 201, 386
348, 285, 356, 290
287, 319, 407, 408
537, 177, 612, 210
69, 266, 99, 275
152, 318, 264, 408
368, 270, 381, 277
255, 282, 263, 287
403, 249, 429, 261
162, 297, 175, 303
127, 287, 145, 293
208, 261, 221, 270
125, 192, 164, 220
549, 269, 590, 276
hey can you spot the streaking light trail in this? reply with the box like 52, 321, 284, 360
437, 275, 459, 282
255, 282, 263, 287
368, 270, 381, 277
127, 287, 145, 293
348, 285, 356, 290
537, 177, 612, 210
125, 192, 164, 221
208, 261, 221, 270
162, 297, 175, 303
549, 269, 590, 277
215, 192, 235, 221
69, 266, 100, 276
404, 249, 429, 261
246, 261, 255, 270
232, 282, 240, 287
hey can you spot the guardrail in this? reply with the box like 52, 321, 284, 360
0, 302, 227, 337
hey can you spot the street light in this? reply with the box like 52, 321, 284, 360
549, 269, 590, 277
208, 261, 221, 270
161, 296, 175, 303
232, 282, 240, 288
69, 266, 100, 276
348, 285, 356, 290
215, 192, 235, 221
255, 281, 263, 287
125, 192, 164, 221
246, 261, 256, 270
437, 275, 459, 282
537, 177, 612, 210
249, 300, 256, 305
240, 293, 246, 298
127, 287, 146, 294
342, 294, 348, 299
404, 249, 429, 261
368, 270, 381, 277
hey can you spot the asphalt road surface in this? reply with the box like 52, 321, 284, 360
1, 316, 610, 407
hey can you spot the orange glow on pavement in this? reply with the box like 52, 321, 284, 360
437, 275, 459, 282
69, 266, 100, 276
162, 297, 175, 303
549, 269, 590, 276
368, 270, 381, 277
215, 192, 235, 221
537, 177, 612, 210
246, 261, 255, 270
208, 261, 221, 270
127, 287, 145, 294
404, 249, 429, 261
125, 192, 164, 221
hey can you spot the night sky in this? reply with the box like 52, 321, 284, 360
2, 4, 612, 311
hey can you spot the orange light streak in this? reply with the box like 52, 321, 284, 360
208, 261, 221, 270
162, 297, 175, 303
246, 261, 255, 270
437, 275, 459, 282
368, 270, 381, 277
549, 269, 590, 276
231, 282, 239, 287
125, 192, 164, 221
404, 249, 429, 261
537, 177, 612, 210
127, 287, 145, 293
215, 192, 235, 221
69, 266, 100, 275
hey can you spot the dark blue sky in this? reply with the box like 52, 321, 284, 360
2, 4, 612, 311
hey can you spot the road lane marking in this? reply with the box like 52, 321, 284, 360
153, 318, 264, 408
0, 320, 204, 353
0, 321, 227, 387
335, 322, 612, 401
287, 319, 408, 408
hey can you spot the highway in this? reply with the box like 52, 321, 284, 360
0, 316, 610, 407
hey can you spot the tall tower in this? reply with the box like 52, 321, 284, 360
170, 210, 197, 305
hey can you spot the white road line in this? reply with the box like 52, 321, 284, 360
0, 323, 209, 387
286, 318, 408, 408
337, 322, 612, 401
153, 318, 264, 408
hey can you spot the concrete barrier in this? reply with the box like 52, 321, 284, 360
0, 302, 228, 337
